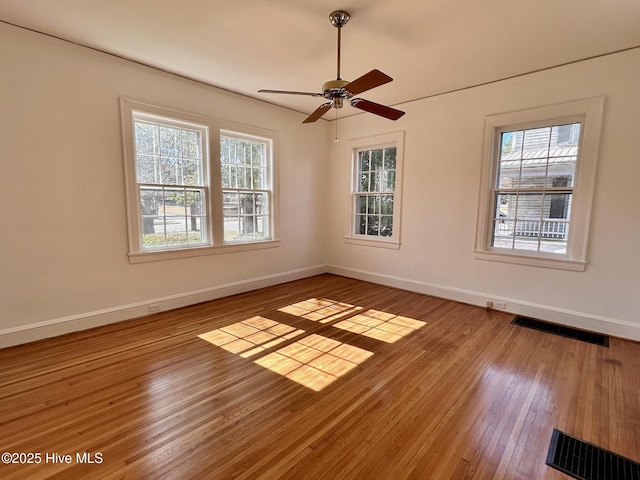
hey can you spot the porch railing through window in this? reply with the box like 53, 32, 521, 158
495, 219, 568, 240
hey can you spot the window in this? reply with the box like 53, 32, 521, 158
220, 133, 271, 242
474, 98, 604, 271
344, 132, 404, 248
133, 113, 209, 250
121, 99, 278, 263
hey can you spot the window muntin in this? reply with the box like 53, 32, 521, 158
491, 123, 579, 254
133, 116, 209, 250
220, 134, 271, 242
354, 146, 397, 238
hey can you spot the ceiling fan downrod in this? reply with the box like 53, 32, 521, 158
329, 10, 350, 81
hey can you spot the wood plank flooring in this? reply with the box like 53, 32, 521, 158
1, 274, 639, 479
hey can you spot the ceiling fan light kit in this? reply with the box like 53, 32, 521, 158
259, 10, 405, 123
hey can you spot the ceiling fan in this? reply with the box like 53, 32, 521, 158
258, 10, 405, 123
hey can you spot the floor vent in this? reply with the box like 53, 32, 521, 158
546, 429, 640, 480
511, 316, 608, 347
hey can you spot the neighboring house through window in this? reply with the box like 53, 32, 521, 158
474, 98, 604, 271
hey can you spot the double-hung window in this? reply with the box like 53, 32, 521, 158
345, 131, 404, 248
220, 133, 271, 242
133, 113, 209, 250
121, 99, 278, 263
474, 98, 604, 271
354, 146, 396, 238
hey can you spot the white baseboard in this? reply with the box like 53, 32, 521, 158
4, 263, 638, 349
0, 265, 326, 349
327, 264, 640, 342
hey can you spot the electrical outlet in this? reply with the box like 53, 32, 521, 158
486, 300, 507, 310
149, 304, 161, 313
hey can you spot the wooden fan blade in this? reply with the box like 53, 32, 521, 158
350, 98, 405, 120
258, 89, 322, 97
344, 69, 393, 95
303, 102, 333, 123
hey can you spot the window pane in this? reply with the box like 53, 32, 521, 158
222, 164, 236, 188
368, 195, 380, 214
384, 147, 396, 170
370, 149, 383, 170
222, 154, 271, 244
370, 170, 381, 192
367, 215, 379, 235
166, 228, 188, 246
380, 216, 393, 236
515, 218, 541, 238
515, 191, 543, 223
382, 170, 395, 191
186, 189, 205, 237
255, 192, 268, 215
252, 167, 265, 189
252, 143, 264, 166
522, 127, 551, 156
136, 154, 158, 184
140, 187, 162, 233
494, 192, 515, 220
182, 159, 201, 186
182, 130, 201, 159
513, 237, 540, 251
552, 123, 581, 146
496, 158, 519, 189
224, 191, 239, 216
381, 195, 394, 215
358, 151, 370, 172
548, 192, 571, 219
135, 122, 159, 154
358, 172, 370, 192
236, 166, 247, 189
355, 214, 366, 235
159, 126, 181, 156
492, 219, 514, 248
165, 188, 186, 216
548, 154, 577, 181
355, 195, 367, 214
243, 166, 253, 189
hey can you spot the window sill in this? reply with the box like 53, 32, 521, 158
473, 249, 586, 271
129, 239, 281, 264
343, 236, 400, 250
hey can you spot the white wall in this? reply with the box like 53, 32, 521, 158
0, 23, 329, 347
327, 48, 640, 341
2, 22, 639, 348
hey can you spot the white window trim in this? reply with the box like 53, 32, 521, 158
120, 98, 280, 263
343, 131, 405, 249
473, 97, 605, 271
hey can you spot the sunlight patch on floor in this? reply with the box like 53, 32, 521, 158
199, 301, 426, 391
278, 298, 363, 323
198, 316, 305, 358
254, 334, 374, 391
333, 309, 427, 343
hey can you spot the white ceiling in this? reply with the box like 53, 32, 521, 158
2, 0, 640, 120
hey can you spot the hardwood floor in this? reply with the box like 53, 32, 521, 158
1, 274, 638, 479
